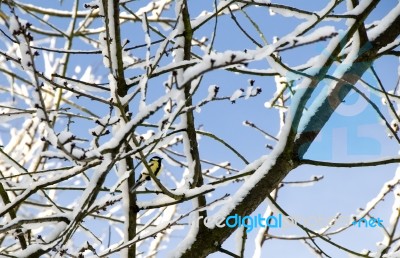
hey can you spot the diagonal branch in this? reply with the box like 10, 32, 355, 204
293, 6, 400, 158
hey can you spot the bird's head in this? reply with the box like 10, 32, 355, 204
150, 156, 163, 162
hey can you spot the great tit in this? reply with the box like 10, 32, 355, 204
130, 156, 163, 192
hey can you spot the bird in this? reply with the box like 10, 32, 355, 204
130, 156, 163, 192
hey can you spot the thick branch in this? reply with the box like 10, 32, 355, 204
180, 153, 296, 257
181, 0, 209, 233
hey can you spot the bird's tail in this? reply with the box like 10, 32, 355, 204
130, 179, 145, 193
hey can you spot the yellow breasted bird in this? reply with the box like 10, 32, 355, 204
130, 156, 163, 192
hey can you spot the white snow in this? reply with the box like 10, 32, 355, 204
230, 88, 244, 102
368, 2, 400, 41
